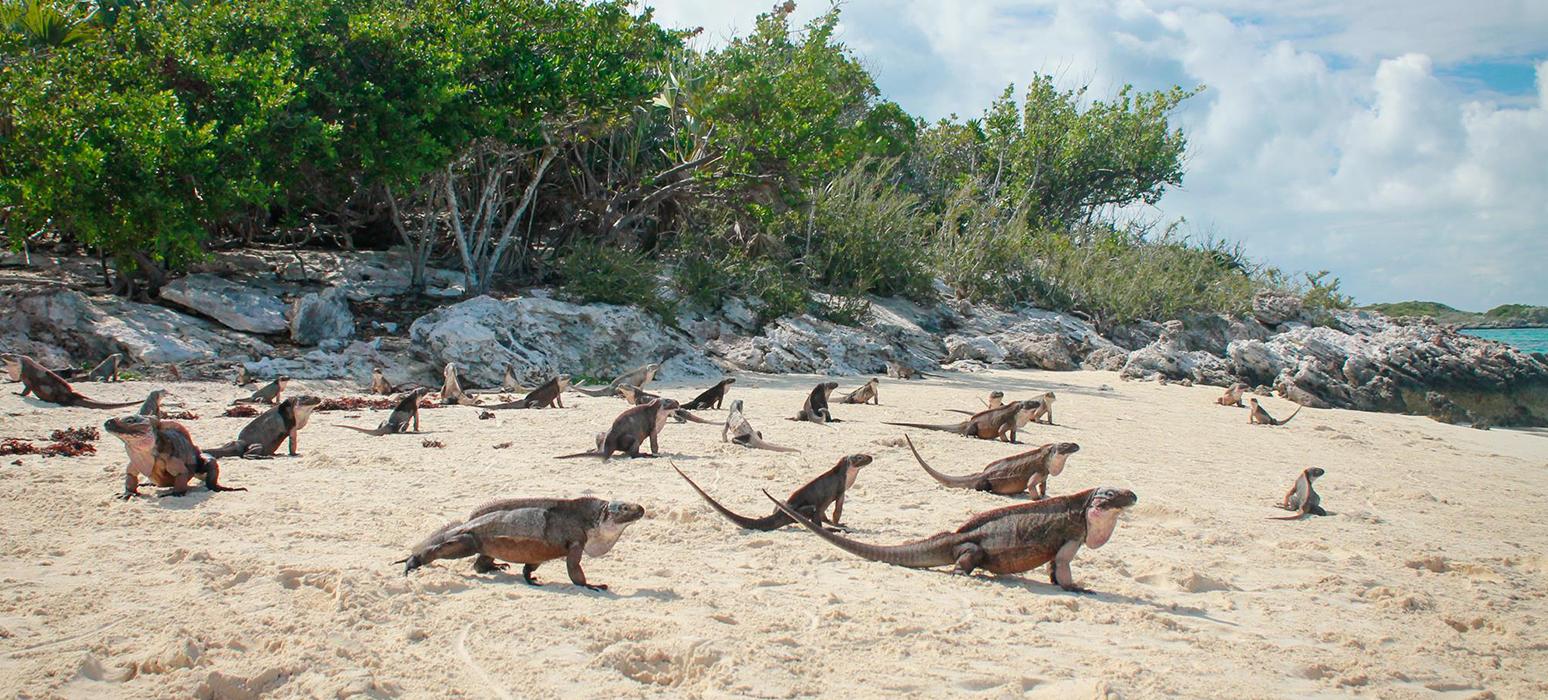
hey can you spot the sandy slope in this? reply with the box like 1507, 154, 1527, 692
0, 369, 1545, 699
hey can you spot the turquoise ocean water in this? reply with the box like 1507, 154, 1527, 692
1461, 327, 1548, 354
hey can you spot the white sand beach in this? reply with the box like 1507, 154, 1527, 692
1, 369, 1545, 698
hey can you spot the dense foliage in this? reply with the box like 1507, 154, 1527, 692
1, 1, 1342, 325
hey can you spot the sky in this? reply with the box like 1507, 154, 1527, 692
640, 1, 1548, 310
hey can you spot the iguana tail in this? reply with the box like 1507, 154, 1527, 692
66, 395, 142, 410
674, 464, 791, 530
904, 435, 977, 488
764, 491, 959, 568
334, 424, 388, 436
572, 385, 616, 397
882, 421, 964, 434
1278, 404, 1304, 425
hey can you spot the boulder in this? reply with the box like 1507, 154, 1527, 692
160, 274, 290, 334
944, 334, 1006, 364
708, 315, 895, 375
409, 295, 717, 388
1252, 291, 1305, 327
998, 332, 1078, 371
0, 288, 270, 366
289, 288, 355, 346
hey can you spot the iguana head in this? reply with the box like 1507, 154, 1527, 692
103, 414, 158, 446
1305, 467, 1326, 481
585, 501, 646, 557
291, 395, 323, 424
989, 391, 1004, 399
820, 381, 839, 392
728, 399, 744, 412
1084, 487, 1138, 549
658, 398, 681, 412
1053, 442, 1080, 455
722, 377, 737, 386
1, 354, 22, 380
555, 373, 571, 389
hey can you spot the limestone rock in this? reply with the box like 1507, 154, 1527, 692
289, 287, 355, 346
160, 274, 290, 334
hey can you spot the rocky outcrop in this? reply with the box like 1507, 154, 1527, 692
289, 288, 355, 346
1252, 290, 1306, 327
1120, 321, 1236, 386
159, 274, 291, 335
0, 287, 271, 366
408, 293, 718, 388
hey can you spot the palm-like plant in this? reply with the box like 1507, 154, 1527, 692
1, 1, 99, 49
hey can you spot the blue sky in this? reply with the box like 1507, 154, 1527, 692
643, 1, 1548, 310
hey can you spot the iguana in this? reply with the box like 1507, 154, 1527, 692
767, 486, 1138, 592
104, 413, 245, 499
206, 395, 322, 458
674, 454, 871, 531
2, 353, 141, 409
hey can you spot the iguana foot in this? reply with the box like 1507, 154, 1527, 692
1060, 584, 1093, 594
580, 583, 608, 591
158, 490, 189, 498
117, 491, 138, 501
822, 524, 851, 533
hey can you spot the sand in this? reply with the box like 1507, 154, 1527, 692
1, 369, 1545, 699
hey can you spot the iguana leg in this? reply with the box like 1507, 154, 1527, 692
287, 430, 298, 456
200, 458, 246, 493
159, 473, 193, 498
1051, 539, 1090, 593
951, 543, 986, 575
120, 473, 141, 500
521, 563, 541, 586
566, 544, 605, 591
472, 555, 507, 573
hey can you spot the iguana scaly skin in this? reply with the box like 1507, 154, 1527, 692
369, 368, 395, 396
1216, 383, 1248, 407
206, 395, 321, 458
398, 497, 645, 590
2, 354, 141, 409
906, 435, 1080, 498
104, 414, 245, 499
675, 455, 871, 531
768, 486, 1137, 592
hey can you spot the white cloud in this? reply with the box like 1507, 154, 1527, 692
641, 1, 1548, 309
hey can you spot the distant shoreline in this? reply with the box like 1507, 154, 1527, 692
1457, 324, 1548, 331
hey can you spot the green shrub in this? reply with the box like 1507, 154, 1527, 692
558, 242, 673, 319
795, 159, 934, 301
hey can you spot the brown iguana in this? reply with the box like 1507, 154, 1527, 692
839, 378, 879, 405
767, 486, 1138, 593
574, 363, 661, 398
721, 399, 798, 452
790, 381, 841, 423
484, 375, 570, 409
233, 376, 288, 405
369, 368, 395, 396
398, 497, 645, 590
883, 400, 1041, 444
138, 389, 169, 418
555, 398, 674, 460
104, 413, 245, 499
1249, 397, 1303, 426
206, 395, 321, 458
1216, 382, 1248, 407
337, 388, 430, 435
906, 435, 1080, 498
84, 353, 122, 383
682, 378, 736, 410
2, 353, 142, 409
1270, 467, 1327, 519
674, 454, 871, 531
